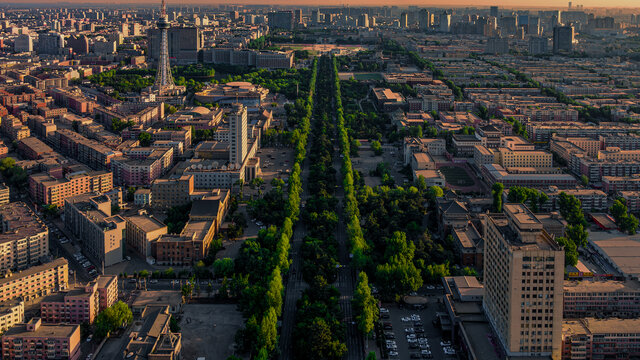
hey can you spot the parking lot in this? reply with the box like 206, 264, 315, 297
256, 146, 295, 186
379, 288, 454, 360
179, 304, 244, 360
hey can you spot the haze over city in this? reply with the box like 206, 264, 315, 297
0, 1, 639, 360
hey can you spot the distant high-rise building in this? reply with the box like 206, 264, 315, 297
311, 9, 321, 24
148, 26, 202, 65
482, 204, 564, 359
439, 12, 451, 32
529, 36, 549, 54
358, 13, 369, 28
37, 32, 64, 55
67, 34, 89, 55
400, 12, 408, 28
14, 34, 33, 53
490, 6, 499, 18
229, 11, 239, 21
268, 10, 294, 30
229, 103, 247, 166
553, 25, 574, 53
418, 9, 431, 30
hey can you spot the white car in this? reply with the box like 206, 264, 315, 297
404, 328, 415, 333
379, 307, 389, 313
440, 341, 451, 347
407, 338, 417, 343
402, 317, 412, 322
388, 351, 399, 357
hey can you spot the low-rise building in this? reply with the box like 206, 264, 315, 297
562, 318, 640, 360
29, 170, 113, 208
2, 318, 81, 360
0, 258, 69, 302
123, 305, 182, 360
563, 280, 640, 318
40, 282, 99, 324
0, 300, 24, 333
155, 193, 228, 266
0, 202, 49, 271
125, 211, 168, 259
96, 275, 118, 311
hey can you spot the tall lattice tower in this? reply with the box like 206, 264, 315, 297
154, 0, 174, 94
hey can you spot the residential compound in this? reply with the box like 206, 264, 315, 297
482, 204, 564, 359
29, 169, 113, 208
64, 194, 125, 268
2, 318, 81, 360
0, 202, 49, 271
0, 258, 69, 303
155, 191, 229, 266
40, 276, 117, 325
562, 318, 640, 360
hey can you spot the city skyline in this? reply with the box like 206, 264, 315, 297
3, 0, 640, 9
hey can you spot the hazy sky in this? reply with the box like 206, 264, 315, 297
9, 0, 640, 8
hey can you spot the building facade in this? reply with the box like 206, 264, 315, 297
482, 204, 564, 359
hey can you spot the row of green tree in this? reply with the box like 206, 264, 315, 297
332, 57, 378, 337
230, 58, 318, 360
293, 56, 346, 360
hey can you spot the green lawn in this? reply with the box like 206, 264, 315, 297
353, 73, 383, 81
439, 166, 475, 187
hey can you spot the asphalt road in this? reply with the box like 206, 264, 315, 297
278, 132, 312, 360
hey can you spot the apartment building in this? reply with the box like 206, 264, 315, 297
0, 300, 24, 333
40, 282, 99, 324
603, 175, 640, 193
600, 134, 640, 150
155, 193, 229, 266
562, 318, 640, 360
1, 115, 31, 142
96, 275, 118, 311
54, 129, 122, 171
110, 157, 163, 187
482, 164, 577, 188
475, 125, 503, 149
2, 318, 81, 360
64, 194, 125, 268
125, 212, 168, 258
563, 280, 640, 318
0, 202, 49, 271
29, 170, 113, 208
0, 258, 69, 302
17, 137, 55, 160
527, 122, 640, 143
597, 147, 640, 162
496, 147, 554, 168
544, 187, 608, 213
151, 174, 196, 209
48, 88, 95, 115
0, 184, 9, 205
482, 204, 564, 359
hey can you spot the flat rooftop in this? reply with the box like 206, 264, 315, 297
589, 232, 640, 278
564, 279, 640, 293
4, 321, 78, 338
563, 318, 640, 337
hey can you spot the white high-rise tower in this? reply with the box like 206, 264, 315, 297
154, 0, 175, 94
229, 104, 248, 166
